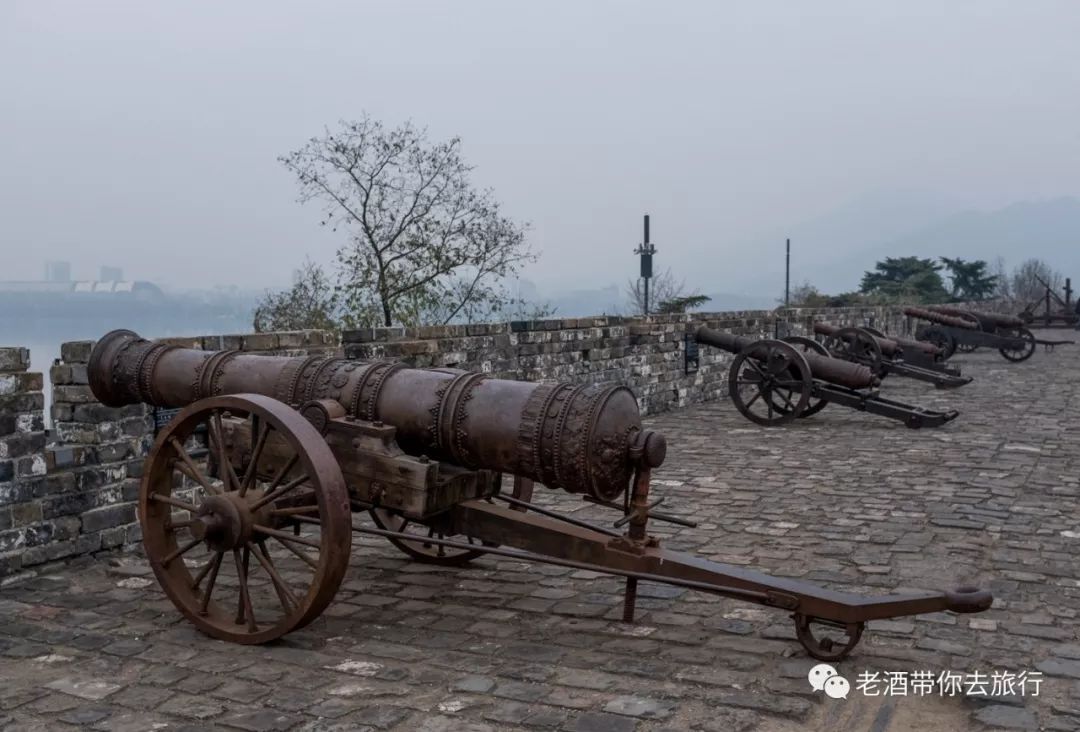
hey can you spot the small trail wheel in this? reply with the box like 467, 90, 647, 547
998, 327, 1036, 362
794, 614, 864, 661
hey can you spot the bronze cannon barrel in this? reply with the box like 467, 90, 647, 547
927, 305, 1024, 330
888, 334, 943, 356
904, 307, 979, 330
694, 326, 878, 389
88, 330, 665, 502
812, 322, 901, 357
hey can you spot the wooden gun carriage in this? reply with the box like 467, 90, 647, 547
907, 306, 1071, 361
810, 323, 972, 389
87, 330, 992, 661
1018, 275, 1079, 329
694, 326, 960, 428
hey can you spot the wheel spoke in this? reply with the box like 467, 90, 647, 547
744, 358, 767, 379
271, 534, 319, 569
198, 551, 224, 615
254, 524, 321, 549
161, 537, 203, 567
265, 453, 300, 494
168, 438, 221, 497
743, 390, 762, 409
777, 388, 795, 411
240, 422, 271, 497
191, 553, 218, 589
251, 542, 300, 613
210, 413, 243, 494
149, 492, 199, 512
270, 505, 320, 517
250, 474, 311, 511
233, 548, 258, 632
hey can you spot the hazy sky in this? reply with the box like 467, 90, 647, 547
3, 1, 1079, 295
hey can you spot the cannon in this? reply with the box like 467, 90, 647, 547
907, 307, 1070, 361
87, 329, 992, 661
811, 323, 972, 389
694, 326, 960, 428
858, 326, 964, 376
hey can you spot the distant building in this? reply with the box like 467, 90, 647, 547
45, 261, 71, 282
99, 265, 123, 281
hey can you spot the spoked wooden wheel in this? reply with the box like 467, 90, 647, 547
998, 327, 1036, 362
369, 476, 534, 566
920, 326, 957, 360
140, 394, 351, 644
728, 340, 813, 426
779, 337, 830, 418
955, 342, 979, 353
823, 327, 884, 377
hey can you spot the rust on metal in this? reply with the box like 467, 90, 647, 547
88, 329, 992, 660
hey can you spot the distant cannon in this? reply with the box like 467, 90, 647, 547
694, 326, 960, 428
811, 323, 972, 389
907, 306, 1070, 361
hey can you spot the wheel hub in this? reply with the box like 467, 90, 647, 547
190, 490, 273, 552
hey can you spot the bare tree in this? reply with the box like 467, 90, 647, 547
253, 260, 340, 333
990, 256, 1012, 300
626, 268, 695, 315
1011, 258, 1063, 305
280, 116, 535, 327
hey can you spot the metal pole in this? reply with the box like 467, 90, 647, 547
785, 238, 790, 307
643, 215, 651, 315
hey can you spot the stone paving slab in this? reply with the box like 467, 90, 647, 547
2, 334, 1080, 731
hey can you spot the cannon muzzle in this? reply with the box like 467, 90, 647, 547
89, 329, 659, 501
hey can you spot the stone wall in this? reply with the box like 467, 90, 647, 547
0, 330, 337, 582
0, 347, 48, 576
343, 304, 914, 415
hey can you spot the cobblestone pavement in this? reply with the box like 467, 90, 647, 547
2, 334, 1079, 731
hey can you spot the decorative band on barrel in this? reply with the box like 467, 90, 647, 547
551, 384, 589, 493
138, 343, 177, 406
516, 383, 557, 481
583, 385, 637, 501
196, 350, 241, 400
449, 373, 487, 468
355, 361, 407, 422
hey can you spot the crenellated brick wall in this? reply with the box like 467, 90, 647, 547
0, 330, 337, 582
342, 305, 915, 415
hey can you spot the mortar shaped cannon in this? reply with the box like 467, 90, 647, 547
694, 326, 960, 428
87, 329, 992, 660
906, 307, 1066, 362
811, 323, 972, 389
